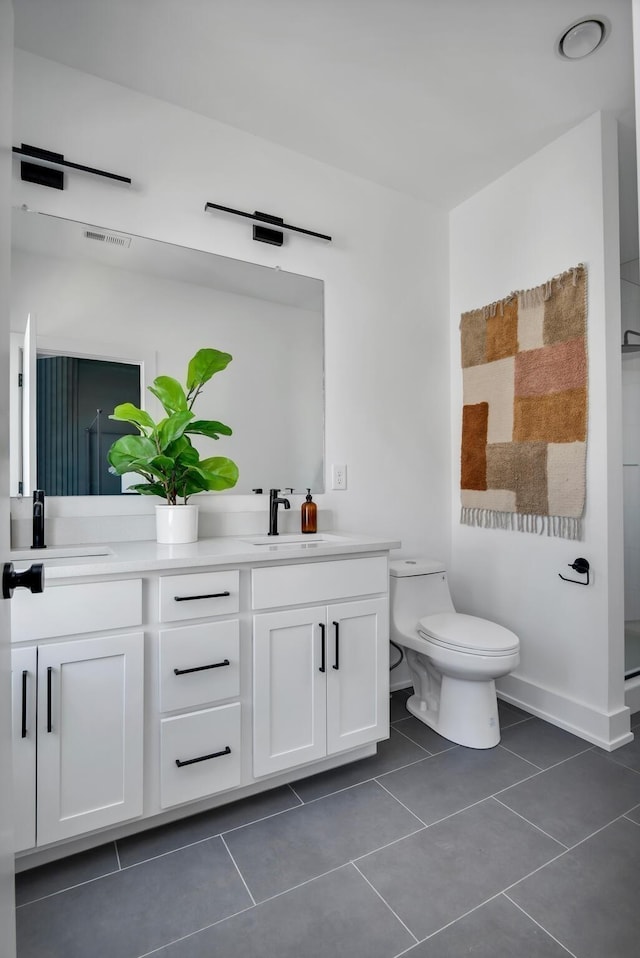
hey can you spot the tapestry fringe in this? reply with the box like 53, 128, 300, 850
460, 507, 583, 541
460, 263, 586, 322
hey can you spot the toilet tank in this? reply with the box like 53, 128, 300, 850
389, 558, 455, 638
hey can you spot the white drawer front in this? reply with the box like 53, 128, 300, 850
159, 620, 240, 712
251, 556, 388, 610
160, 703, 241, 808
159, 570, 239, 622
11, 578, 142, 641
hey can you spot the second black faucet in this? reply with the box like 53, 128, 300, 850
268, 488, 291, 536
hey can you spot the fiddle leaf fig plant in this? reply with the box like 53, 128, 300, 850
107, 348, 239, 504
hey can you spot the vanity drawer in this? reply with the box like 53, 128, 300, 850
159, 570, 239, 622
11, 578, 142, 641
251, 556, 388, 610
159, 620, 240, 712
160, 702, 241, 808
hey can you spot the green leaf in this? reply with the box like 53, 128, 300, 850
197, 456, 239, 490
148, 376, 188, 414
157, 410, 194, 449
107, 435, 157, 473
166, 436, 199, 464
108, 403, 156, 435
125, 481, 167, 498
186, 349, 232, 390
185, 419, 233, 439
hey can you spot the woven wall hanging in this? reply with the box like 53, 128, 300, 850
459, 264, 587, 540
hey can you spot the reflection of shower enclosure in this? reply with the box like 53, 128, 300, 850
622, 275, 640, 678
36, 356, 140, 496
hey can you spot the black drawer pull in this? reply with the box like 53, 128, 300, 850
21, 670, 28, 739
46, 666, 53, 733
174, 591, 231, 602
319, 622, 326, 672
175, 746, 231, 767
173, 659, 230, 676
333, 621, 340, 670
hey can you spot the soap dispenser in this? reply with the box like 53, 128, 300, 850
301, 489, 317, 534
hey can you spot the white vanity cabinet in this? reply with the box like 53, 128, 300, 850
9, 537, 397, 865
157, 570, 242, 809
11, 579, 144, 850
252, 557, 389, 778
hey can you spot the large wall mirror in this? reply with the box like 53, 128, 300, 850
10, 207, 325, 497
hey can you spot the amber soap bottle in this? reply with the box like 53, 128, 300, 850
301, 488, 317, 534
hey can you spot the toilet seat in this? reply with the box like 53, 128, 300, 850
417, 612, 519, 656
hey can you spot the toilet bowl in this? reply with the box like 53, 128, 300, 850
390, 559, 520, 749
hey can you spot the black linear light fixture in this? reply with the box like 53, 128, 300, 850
12, 143, 132, 191
204, 201, 332, 247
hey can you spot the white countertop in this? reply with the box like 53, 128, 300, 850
9, 532, 402, 580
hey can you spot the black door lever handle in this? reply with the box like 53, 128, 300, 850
2, 562, 45, 599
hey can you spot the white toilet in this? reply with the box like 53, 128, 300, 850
390, 558, 520, 749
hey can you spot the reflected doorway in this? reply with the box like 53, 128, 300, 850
36, 356, 140, 495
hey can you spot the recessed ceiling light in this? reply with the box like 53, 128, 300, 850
557, 17, 609, 60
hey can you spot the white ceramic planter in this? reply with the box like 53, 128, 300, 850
155, 504, 199, 544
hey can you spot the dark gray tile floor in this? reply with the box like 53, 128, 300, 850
15, 690, 640, 958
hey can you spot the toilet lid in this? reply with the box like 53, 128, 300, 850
417, 612, 519, 655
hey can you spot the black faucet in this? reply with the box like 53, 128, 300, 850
268, 488, 291, 536
31, 490, 46, 550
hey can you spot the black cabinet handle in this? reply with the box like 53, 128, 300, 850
174, 591, 230, 602
175, 745, 231, 767
173, 659, 230, 675
21, 670, 28, 738
319, 622, 326, 672
333, 621, 340, 670
46, 666, 53, 733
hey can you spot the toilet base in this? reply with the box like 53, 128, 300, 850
406, 674, 501, 749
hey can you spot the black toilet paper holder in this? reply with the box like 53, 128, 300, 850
558, 557, 590, 586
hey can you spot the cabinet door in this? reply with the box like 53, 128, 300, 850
36, 631, 144, 846
253, 607, 327, 777
11, 646, 37, 852
326, 598, 389, 755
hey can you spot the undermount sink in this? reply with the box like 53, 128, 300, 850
243, 534, 336, 546
10, 546, 114, 561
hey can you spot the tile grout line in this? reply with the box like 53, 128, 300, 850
374, 778, 429, 827
496, 743, 544, 770
251, 862, 352, 907
19, 799, 308, 905
491, 796, 569, 849
219, 834, 257, 907
15, 865, 122, 908
287, 782, 304, 804
352, 824, 428, 865
388, 722, 437, 755
503, 893, 579, 957
351, 862, 419, 944
136, 902, 257, 958
501, 810, 636, 897
298, 753, 434, 807
119, 800, 310, 871
411, 891, 507, 947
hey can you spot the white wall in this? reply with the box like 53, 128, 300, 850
449, 113, 628, 749
11, 50, 450, 559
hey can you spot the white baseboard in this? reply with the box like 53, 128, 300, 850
497, 674, 633, 752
